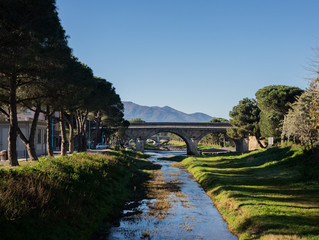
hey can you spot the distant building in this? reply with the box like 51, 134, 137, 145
0, 110, 60, 158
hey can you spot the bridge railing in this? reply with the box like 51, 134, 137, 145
128, 122, 232, 129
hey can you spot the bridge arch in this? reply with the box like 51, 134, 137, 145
196, 131, 236, 148
143, 129, 196, 155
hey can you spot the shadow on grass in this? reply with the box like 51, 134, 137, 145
195, 147, 295, 170
184, 146, 319, 239
157, 155, 188, 162
201, 148, 230, 154
237, 214, 319, 237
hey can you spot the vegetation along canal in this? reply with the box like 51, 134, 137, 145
107, 151, 237, 239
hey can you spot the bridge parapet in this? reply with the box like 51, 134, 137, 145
128, 122, 232, 129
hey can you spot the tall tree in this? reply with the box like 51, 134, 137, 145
227, 98, 264, 147
15, 53, 70, 160
0, 0, 70, 165
55, 59, 95, 154
255, 85, 303, 139
87, 77, 124, 149
282, 89, 318, 149
309, 78, 319, 131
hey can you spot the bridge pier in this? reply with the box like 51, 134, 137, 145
234, 137, 249, 152
186, 138, 199, 155
135, 138, 145, 153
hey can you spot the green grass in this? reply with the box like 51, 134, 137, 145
197, 143, 223, 150
168, 140, 223, 151
0, 150, 156, 240
0, 159, 36, 169
177, 146, 319, 240
168, 140, 186, 147
166, 140, 186, 150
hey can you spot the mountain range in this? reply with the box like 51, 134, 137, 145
123, 101, 214, 122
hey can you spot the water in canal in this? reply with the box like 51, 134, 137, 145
107, 151, 237, 240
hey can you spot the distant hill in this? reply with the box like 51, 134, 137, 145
123, 101, 214, 122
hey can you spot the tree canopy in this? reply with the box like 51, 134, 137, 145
282, 89, 318, 148
256, 85, 303, 138
129, 118, 145, 123
227, 98, 265, 147
255, 85, 303, 115
0, 0, 71, 165
0, 0, 125, 165
210, 118, 229, 123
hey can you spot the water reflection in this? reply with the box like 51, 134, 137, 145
107, 151, 237, 240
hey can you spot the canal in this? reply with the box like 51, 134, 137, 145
107, 151, 237, 240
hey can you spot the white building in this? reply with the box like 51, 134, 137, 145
0, 110, 60, 159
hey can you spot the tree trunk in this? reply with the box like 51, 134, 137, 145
75, 112, 80, 151
93, 111, 101, 149
46, 107, 54, 156
8, 75, 19, 166
26, 106, 40, 160
26, 143, 38, 161
256, 136, 266, 149
68, 113, 74, 153
82, 118, 87, 151
75, 110, 88, 152
17, 105, 41, 161
281, 132, 285, 146
75, 112, 83, 152
60, 111, 67, 156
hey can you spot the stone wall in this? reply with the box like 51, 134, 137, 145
248, 136, 266, 151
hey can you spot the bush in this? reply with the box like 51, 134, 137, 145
0, 151, 153, 240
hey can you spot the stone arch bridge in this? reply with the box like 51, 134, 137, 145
125, 122, 247, 155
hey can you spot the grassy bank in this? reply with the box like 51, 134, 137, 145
166, 140, 186, 150
176, 146, 319, 239
0, 150, 155, 240
197, 143, 223, 151
166, 140, 223, 151
144, 140, 224, 152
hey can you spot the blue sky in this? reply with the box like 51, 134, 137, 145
56, 0, 319, 119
